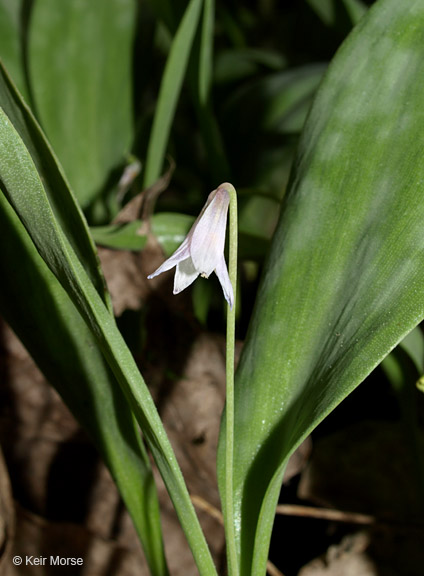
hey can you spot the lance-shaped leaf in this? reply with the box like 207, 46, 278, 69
0, 66, 168, 575
0, 92, 217, 576
0, 195, 168, 576
143, 0, 203, 188
218, 1, 424, 574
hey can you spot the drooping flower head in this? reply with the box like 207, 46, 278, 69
148, 183, 234, 308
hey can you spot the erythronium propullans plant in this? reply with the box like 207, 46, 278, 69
3, 1, 424, 575
148, 182, 239, 576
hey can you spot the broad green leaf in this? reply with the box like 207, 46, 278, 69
0, 0, 28, 100
0, 63, 168, 575
0, 109, 217, 576
27, 0, 136, 207
143, 0, 203, 188
218, 1, 424, 574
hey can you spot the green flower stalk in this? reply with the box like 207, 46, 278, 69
148, 182, 239, 575
223, 182, 239, 576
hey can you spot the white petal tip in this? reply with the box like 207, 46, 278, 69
147, 270, 161, 280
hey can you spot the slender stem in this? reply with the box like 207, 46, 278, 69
224, 183, 239, 576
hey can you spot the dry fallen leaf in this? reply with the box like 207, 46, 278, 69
298, 531, 377, 576
0, 317, 227, 576
8, 505, 149, 576
298, 524, 424, 576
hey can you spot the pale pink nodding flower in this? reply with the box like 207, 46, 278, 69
148, 185, 234, 308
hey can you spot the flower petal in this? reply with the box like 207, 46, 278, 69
215, 253, 234, 309
174, 257, 199, 293
190, 188, 230, 277
147, 237, 190, 279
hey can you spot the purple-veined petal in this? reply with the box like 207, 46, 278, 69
190, 188, 230, 277
147, 237, 191, 279
215, 253, 234, 309
174, 257, 199, 293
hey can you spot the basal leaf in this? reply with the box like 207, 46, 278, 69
218, 1, 424, 574
0, 194, 168, 576
28, 0, 136, 207
0, 107, 217, 576
0, 60, 168, 576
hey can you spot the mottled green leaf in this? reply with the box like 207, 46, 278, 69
218, 1, 424, 574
